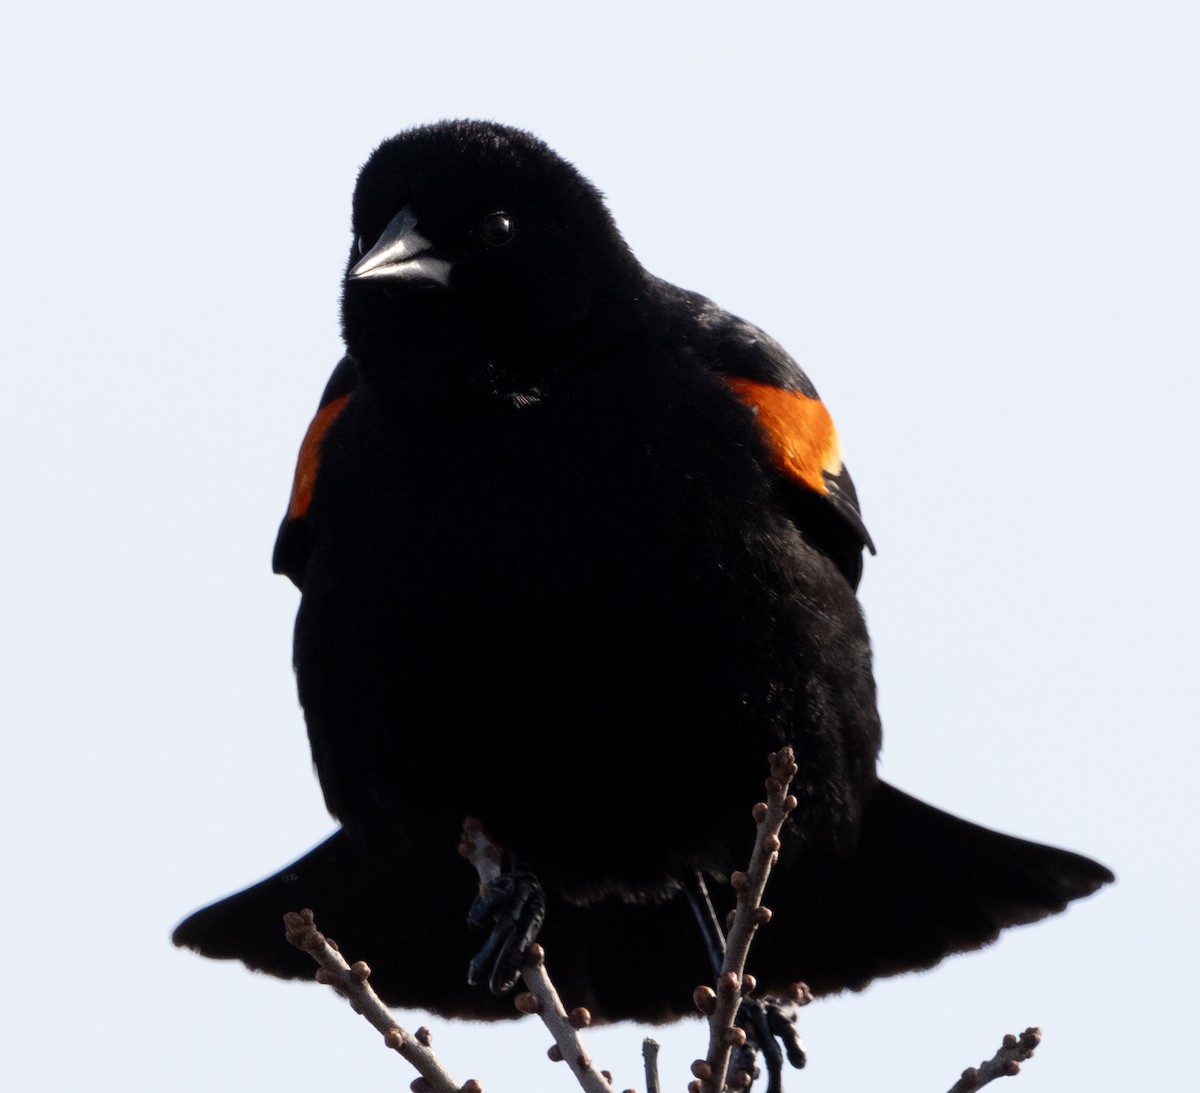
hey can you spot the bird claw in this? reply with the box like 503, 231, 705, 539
731, 995, 807, 1093
466, 869, 546, 995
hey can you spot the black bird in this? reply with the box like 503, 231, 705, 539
175, 120, 1111, 1042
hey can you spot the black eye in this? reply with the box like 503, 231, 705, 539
355, 233, 368, 256
478, 211, 514, 247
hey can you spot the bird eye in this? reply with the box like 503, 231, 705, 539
355, 234, 368, 256
478, 211, 514, 247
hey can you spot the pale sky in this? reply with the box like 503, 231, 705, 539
2, 3, 1196, 1090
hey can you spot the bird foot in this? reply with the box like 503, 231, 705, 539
466, 867, 546, 995
729, 994, 807, 1093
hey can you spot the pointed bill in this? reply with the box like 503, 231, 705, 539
348, 206, 453, 286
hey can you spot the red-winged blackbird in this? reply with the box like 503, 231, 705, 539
174, 120, 1111, 1027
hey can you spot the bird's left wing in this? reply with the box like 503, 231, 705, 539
696, 302, 876, 587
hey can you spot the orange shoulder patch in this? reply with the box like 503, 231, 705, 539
724, 376, 843, 494
287, 393, 352, 519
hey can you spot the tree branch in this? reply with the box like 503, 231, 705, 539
279, 759, 1047, 1093
282, 908, 472, 1093
691, 748, 799, 1093
946, 1028, 1042, 1092
642, 1038, 661, 1093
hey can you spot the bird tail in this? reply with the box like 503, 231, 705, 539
171, 829, 529, 1020
172, 784, 1113, 1019
170, 828, 713, 1023
749, 779, 1114, 996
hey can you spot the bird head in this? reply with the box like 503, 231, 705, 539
341, 120, 642, 382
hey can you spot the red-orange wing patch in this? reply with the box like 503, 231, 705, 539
724, 376, 843, 495
287, 393, 352, 520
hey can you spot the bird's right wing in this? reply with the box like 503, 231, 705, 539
272, 357, 358, 587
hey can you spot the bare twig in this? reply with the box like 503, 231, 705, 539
692, 749, 798, 1093
514, 944, 615, 1093
946, 1028, 1042, 1092
282, 909, 470, 1093
282, 761, 1035, 1093
642, 1038, 661, 1093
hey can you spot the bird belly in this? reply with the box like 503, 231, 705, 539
293, 380, 880, 903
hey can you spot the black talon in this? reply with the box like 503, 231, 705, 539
735, 995, 806, 1093
466, 868, 546, 995
765, 996, 808, 1071
738, 998, 778, 1090
729, 1020, 762, 1089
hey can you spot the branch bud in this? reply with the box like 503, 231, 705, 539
514, 992, 542, 1015
718, 971, 740, 998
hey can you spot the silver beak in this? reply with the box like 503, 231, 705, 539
348, 206, 453, 287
